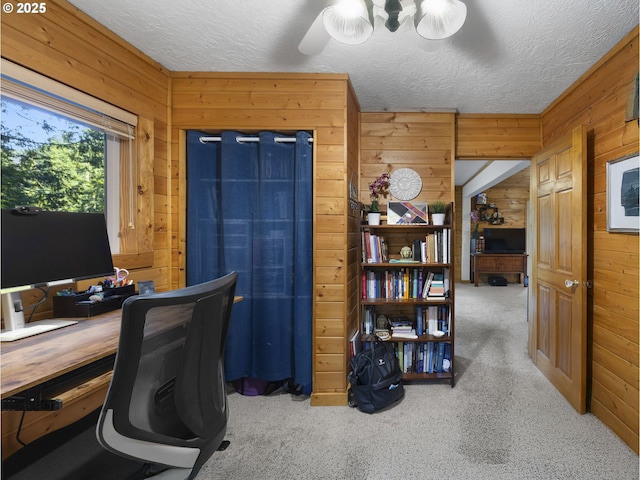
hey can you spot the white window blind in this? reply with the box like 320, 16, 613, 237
1, 59, 136, 139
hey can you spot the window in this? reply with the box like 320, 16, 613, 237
0, 63, 137, 254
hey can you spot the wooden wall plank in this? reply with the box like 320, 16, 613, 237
360, 112, 455, 210
457, 114, 541, 158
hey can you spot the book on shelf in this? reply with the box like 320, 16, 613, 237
362, 305, 375, 334
393, 330, 418, 340
363, 230, 372, 263
361, 229, 388, 264
363, 227, 450, 265
421, 228, 451, 264
426, 272, 445, 298
363, 268, 430, 300
349, 330, 361, 358
415, 305, 423, 336
389, 316, 412, 328
416, 302, 441, 335
391, 318, 417, 339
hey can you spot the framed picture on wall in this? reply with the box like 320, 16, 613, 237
607, 153, 639, 233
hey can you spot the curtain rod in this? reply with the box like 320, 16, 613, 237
199, 135, 313, 144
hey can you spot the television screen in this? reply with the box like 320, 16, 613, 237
1, 208, 114, 290
483, 228, 526, 254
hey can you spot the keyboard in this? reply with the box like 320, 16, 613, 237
0, 319, 78, 342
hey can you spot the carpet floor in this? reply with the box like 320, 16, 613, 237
198, 283, 638, 480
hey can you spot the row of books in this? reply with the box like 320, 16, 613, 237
422, 270, 450, 298
361, 268, 450, 300
362, 308, 451, 338
414, 230, 451, 264
415, 305, 450, 336
388, 315, 416, 339
396, 341, 452, 374
361, 229, 451, 264
361, 230, 388, 263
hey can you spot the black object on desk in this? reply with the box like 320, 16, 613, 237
53, 285, 136, 318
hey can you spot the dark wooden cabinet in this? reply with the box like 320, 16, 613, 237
471, 253, 527, 286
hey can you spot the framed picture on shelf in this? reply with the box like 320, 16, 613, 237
387, 201, 428, 224
606, 153, 639, 233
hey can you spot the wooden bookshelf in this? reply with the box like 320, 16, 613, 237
358, 203, 455, 386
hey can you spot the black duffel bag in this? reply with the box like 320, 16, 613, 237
348, 341, 404, 413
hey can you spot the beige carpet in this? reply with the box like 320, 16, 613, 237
199, 282, 638, 480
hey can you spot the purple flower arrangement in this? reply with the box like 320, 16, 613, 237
369, 172, 390, 212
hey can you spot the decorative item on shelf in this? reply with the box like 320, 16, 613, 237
389, 168, 422, 201
368, 171, 390, 225
430, 200, 447, 225
474, 200, 504, 225
489, 208, 504, 225
367, 211, 381, 225
400, 246, 412, 259
387, 201, 428, 224
470, 210, 480, 238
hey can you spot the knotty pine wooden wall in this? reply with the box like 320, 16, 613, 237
1, 0, 171, 458
457, 115, 542, 159
170, 72, 360, 406
360, 112, 456, 208
478, 168, 530, 230
541, 27, 639, 453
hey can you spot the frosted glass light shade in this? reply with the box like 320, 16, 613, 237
415, 0, 467, 40
322, 0, 374, 45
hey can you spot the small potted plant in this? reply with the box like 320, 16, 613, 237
430, 200, 448, 225
368, 171, 390, 225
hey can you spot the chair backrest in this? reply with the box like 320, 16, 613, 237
97, 272, 238, 479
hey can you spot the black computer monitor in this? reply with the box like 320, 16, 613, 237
1, 207, 114, 341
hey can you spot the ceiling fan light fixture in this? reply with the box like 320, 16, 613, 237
322, 0, 374, 45
414, 0, 467, 40
384, 0, 403, 32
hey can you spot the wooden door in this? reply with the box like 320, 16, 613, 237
528, 125, 588, 413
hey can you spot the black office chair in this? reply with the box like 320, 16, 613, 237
4, 272, 238, 480
96, 271, 238, 479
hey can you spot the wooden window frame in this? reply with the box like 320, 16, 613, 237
1, 60, 154, 269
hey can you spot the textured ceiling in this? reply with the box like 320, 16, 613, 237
67, 0, 639, 114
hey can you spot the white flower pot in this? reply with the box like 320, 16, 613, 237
367, 213, 381, 225
432, 213, 445, 225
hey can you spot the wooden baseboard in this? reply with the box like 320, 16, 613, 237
310, 391, 348, 406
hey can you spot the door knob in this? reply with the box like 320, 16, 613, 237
565, 279, 579, 288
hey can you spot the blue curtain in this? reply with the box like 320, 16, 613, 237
186, 130, 313, 394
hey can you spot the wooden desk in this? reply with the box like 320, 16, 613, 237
1, 311, 121, 400
1, 310, 120, 459
471, 253, 527, 286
